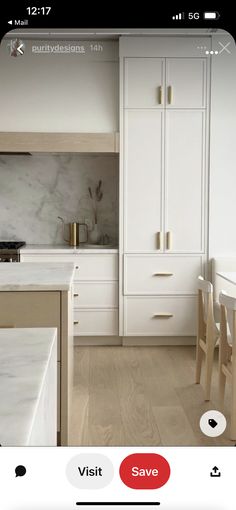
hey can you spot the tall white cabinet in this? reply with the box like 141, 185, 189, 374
120, 37, 209, 341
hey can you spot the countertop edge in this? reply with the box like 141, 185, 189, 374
20, 245, 118, 254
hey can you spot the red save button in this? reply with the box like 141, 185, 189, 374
119, 453, 170, 489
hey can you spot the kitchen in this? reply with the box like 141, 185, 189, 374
0, 28, 235, 447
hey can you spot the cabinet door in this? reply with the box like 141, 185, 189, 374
124, 58, 165, 108
124, 109, 163, 252
166, 58, 206, 108
165, 110, 205, 253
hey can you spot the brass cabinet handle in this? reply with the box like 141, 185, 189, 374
158, 86, 162, 104
166, 231, 172, 250
157, 231, 163, 250
73, 320, 79, 325
153, 313, 173, 318
73, 293, 79, 297
167, 86, 173, 105
75, 265, 79, 269
153, 272, 173, 276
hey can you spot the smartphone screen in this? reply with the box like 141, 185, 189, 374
0, 5, 235, 509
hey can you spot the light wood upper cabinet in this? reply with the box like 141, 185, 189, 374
165, 58, 206, 108
124, 109, 163, 251
165, 110, 205, 252
124, 58, 165, 108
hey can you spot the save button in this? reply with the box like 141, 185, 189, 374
119, 453, 170, 489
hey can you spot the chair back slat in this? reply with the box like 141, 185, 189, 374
198, 276, 213, 323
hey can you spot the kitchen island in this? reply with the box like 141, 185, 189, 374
0, 328, 57, 446
0, 262, 74, 445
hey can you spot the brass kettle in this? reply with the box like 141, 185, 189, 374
58, 217, 88, 247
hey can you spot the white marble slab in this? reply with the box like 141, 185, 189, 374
0, 262, 75, 291
0, 154, 119, 245
0, 328, 57, 446
20, 244, 118, 254
216, 272, 236, 285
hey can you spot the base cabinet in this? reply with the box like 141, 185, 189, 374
20, 252, 119, 340
124, 296, 197, 336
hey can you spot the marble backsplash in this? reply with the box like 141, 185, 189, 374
0, 153, 119, 245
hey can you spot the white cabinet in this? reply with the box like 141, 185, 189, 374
165, 58, 206, 108
124, 58, 165, 108
20, 251, 119, 339
124, 255, 203, 295
121, 46, 209, 339
124, 296, 197, 336
124, 57, 206, 109
165, 110, 205, 253
74, 309, 118, 336
124, 110, 163, 251
124, 108, 206, 254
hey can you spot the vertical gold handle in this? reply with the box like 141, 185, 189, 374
166, 231, 172, 250
157, 231, 163, 250
167, 86, 172, 105
158, 86, 162, 105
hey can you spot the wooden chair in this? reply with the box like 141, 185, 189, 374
219, 291, 236, 440
196, 276, 220, 400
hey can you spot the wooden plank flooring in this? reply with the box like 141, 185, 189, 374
70, 345, 233, 446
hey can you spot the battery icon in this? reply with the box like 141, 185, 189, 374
204, 12, 220, 19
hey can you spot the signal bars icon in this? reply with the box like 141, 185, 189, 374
172, 13, 184, 20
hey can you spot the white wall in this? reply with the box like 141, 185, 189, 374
0, 39, 119, 132
209, 33, 236, 257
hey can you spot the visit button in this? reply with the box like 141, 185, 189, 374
119, 453, 170, 489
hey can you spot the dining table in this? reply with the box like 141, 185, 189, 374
216, 271, 236, 298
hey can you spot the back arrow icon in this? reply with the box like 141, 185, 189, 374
17, 44, 24, 55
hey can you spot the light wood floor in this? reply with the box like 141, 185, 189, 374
70, 345, 233, 446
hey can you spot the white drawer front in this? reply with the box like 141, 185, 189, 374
20, 253, 118, 281
73, 282, 118, 308
73, 309, 118, 336
124, 296, 196, 336
74, 254, 118, 281
124, 255, 202, 295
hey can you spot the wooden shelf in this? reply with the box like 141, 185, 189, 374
0, 132, 119, 153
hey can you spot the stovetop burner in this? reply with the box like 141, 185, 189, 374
0, 241, 26, 250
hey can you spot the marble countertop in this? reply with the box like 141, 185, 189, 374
20, 244, 118, 254
0, 262, 75, 291
216, 271, 236, 285
0, 328, 56, 446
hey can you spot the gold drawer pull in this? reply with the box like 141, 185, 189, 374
153, 272, 173, 276
158, 86, 162, 104
157, 231, 163, 250
73, 320, 79, 325
75, 265, 79, 269
153, 313, 173, 318
73, 293, 79, 297
166, 231, 172, 250
167, 85, 173, 104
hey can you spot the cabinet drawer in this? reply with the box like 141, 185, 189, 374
20, 253, 118, 281
124, 296, 196, 336
124, 255, 202, 295
74, 254, 118, 281
73, 282, 118, 308
73, 309, 118, 336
